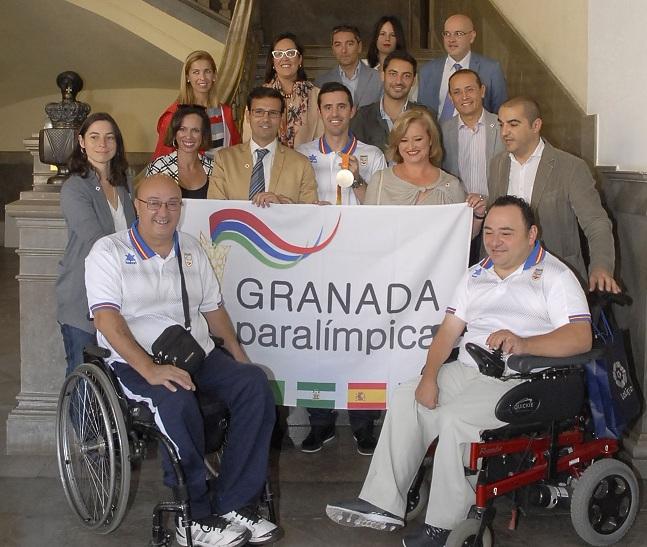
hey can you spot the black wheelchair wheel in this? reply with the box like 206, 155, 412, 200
405, 458, 432, 521
570, 458, 638, 546
56, 363, 131, 533
446, 518, 493, 547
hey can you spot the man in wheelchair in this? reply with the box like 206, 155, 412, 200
326, 195, 594, 546
85, 174, 281, 546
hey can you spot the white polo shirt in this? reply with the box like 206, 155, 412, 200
447, 242, 591, 370
297, 134, 386, 205
85, 222, 222, 364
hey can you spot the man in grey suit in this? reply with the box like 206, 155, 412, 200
351, 50, 433, 156
315, 25, 382, 109
489, 96, 620, 292
418, 14, 507, 122
441, 68, 504, 264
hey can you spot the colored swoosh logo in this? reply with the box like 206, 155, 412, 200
209, 209, 341, 269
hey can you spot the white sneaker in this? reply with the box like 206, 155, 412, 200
221, 506, 283, 545
176, 515, 251, 547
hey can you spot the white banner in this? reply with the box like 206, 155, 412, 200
179, 200, 471, 409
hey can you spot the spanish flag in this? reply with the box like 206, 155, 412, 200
347, 382, 387, 410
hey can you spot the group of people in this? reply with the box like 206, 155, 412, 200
54, 11, 620, 547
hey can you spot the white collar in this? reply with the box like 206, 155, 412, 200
457, 108, 485, 130
510, 138, 545, 165
250, 138, 278, 157
446, 51, 471, 69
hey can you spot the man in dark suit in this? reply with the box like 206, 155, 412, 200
208, 87, 318, 205
315, 25, 382, 109
418, 14, 507, 122
488, 96, 619, 292
351, 50, 432, 156
441, 68, 504, 264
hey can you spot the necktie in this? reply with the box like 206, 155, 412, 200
249, 148, 269, 199
438, 63, 462, 122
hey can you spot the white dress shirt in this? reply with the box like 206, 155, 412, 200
339, 63, 361, 101
457, 110, 487, 195
507, 138, 545, 204
250, 138, 278, 191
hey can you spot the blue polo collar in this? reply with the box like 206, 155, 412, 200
318, 132, 358, 155
479, 241, 545, 271
128, 220, 179, 260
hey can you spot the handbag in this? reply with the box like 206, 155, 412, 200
151, 241, 206, 376
584, 303, 641, 439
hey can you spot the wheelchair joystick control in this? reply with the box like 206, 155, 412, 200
465, 343, 505, 378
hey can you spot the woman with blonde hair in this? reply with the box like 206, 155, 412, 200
364, 108, 465, 205
152, 50, 240, 160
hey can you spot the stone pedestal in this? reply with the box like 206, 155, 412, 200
4, 136, 66, 454
4, 135, 59, 248
600, 168, 647, 476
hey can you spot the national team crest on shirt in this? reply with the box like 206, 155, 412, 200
125, 253, 136, 265
308, 154, 317, 164
184, 253, 193, 267
471, 267, 482, 278
531, 267, 544, 281
359, 155, 368, 167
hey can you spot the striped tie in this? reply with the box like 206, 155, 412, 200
249, 148, 269, 199
438, 63, 462, 122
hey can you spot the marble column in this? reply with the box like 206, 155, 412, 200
4, 135, 66, 454
600, 168, 647, 475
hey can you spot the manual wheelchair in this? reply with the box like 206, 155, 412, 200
404, 342, 639, 547
55, 345, 276, 546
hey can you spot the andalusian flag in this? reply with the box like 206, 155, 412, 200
347, 382, 387, 410
268, 380, 285, 405
296, 382, 336, 409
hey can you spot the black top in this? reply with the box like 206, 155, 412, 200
181, 179, 209, 199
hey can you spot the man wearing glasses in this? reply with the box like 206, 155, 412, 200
315, 25, 382, 109
86, 173, 282, 546
418, 14, 507, 122
208, 86, 318, 205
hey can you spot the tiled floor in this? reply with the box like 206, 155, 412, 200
1, 245, 646, 546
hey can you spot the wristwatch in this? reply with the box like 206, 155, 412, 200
351, 175, 366, 189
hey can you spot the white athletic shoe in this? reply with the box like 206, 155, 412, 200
176, 515, 251, 547
221, 506, 283, 545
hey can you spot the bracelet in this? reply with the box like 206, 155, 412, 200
473, 212, 486, 220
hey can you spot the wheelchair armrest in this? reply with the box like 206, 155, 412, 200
507, 348, 604, 373
83, 344, 111, 359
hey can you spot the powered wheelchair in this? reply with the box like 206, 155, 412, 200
55, 345, 276, 546
404, 339, 640, 547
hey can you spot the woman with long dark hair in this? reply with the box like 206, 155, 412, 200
56, 112, 136, 375
365, 16, 407, 71
243, 32, 323, 148
146, 105, 213, 199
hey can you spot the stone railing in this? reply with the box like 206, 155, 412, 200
188, 0, 235, 19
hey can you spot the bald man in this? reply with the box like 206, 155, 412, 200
85, 174, 282, 546
418, 14, 507, 122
